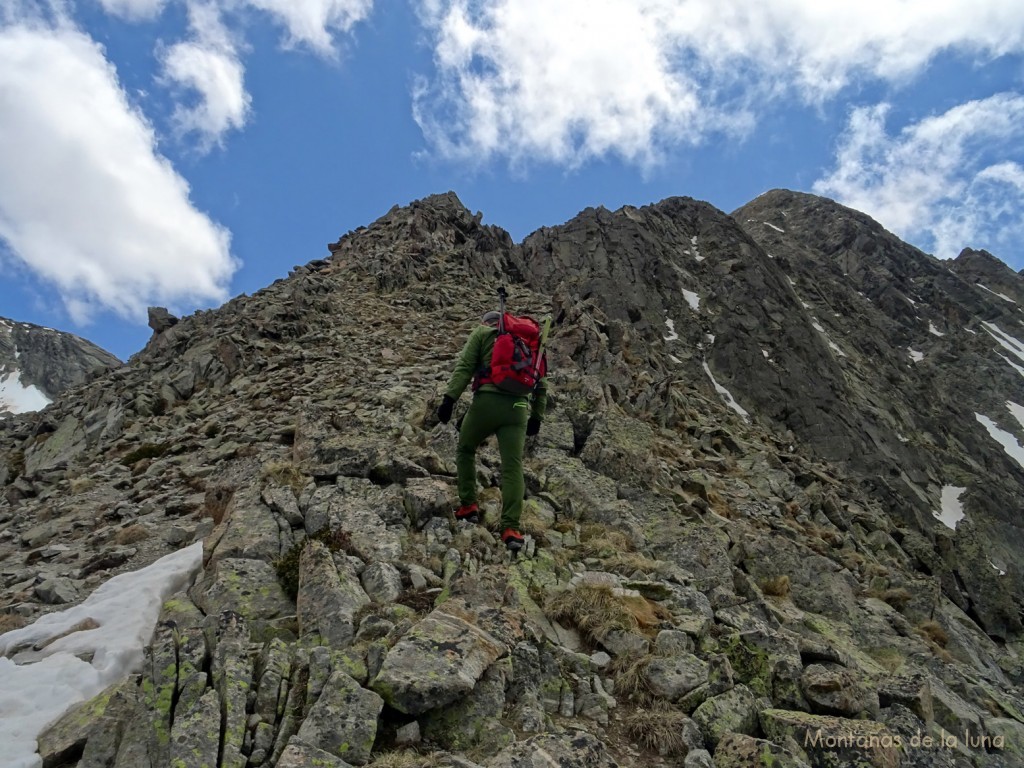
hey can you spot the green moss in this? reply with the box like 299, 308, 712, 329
719, 633, 772, 698
759, 745, 780, 767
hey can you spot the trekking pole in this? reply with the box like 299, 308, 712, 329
497, 286, 507, 333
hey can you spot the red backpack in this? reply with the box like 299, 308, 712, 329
475, 313, 548, 395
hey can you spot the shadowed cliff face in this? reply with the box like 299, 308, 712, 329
1, 190, 1024, 768
0, 317, 121, 415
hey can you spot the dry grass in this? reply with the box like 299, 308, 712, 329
622, 703, 693, 755
867, 647, 905, 673
69, 477, 96, 495
546, 584, 637, 644
0, 613, 27, 634
578, 524, 635, 557
870, 588, 913, 612
518, 506, 548, 542
576, 524, 664, 574
915, 618, 951, 664
608, 654, 655, 704
114, 524, 150, 545
760, 575, 791, 598
916, 620, 949, 648
261, 460, 307, 496
546, 584, 667, 646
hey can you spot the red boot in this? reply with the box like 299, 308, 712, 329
501, 528, 524, 551
455, 502, 480, 524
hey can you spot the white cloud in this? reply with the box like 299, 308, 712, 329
412, 0, 1024, 168
105, 0, 375, 148
96, 0, 170, 21
0, 24, 238, 324
814, 94, 1024, 259
159, 3, 250, 148
241, 0, 375, 53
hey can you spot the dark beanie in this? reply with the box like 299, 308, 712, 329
481, 311, 501, 325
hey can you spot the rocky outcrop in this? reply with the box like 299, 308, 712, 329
0, 317, 120, 415
1, 190, 1023, 768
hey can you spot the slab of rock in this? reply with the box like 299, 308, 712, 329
486, 730, 619, 767
800, 662, 880, 718
371, 609, 506, 715
713, 731, 811, 768
277, 736, 355, 768
298, 539, 370, 647
760, 709, 900, 768
190, 557, 293, 620
645, 653, 709, 702
169, 688, 221, 768
296, 670, 383, 765
691, 684, 762, 748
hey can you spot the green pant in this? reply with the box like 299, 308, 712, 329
457, 391, 530, 530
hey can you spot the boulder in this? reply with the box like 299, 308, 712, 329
371, 609, 506, 715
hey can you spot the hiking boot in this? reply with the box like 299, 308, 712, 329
501, 528, 524, 552
455, 503, 480, 524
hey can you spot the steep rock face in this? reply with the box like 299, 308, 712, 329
733, 190, 1024, 638
0, 317, 121, 414
0, 191, 1023, 768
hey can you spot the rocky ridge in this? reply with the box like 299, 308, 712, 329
0, 317, 121, 415
0, 190, 1022, 767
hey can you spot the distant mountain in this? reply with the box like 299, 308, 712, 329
0, 317, 121, 415
3, 190, 1024, 768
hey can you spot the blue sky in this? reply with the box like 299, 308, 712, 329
1, 1, 1024, 361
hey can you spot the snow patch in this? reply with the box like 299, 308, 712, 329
763, 221, 785, 233
928, 322, 945, 337
932, 486, 966, 530
977, 283, 1017, 303
682, 290, 700, 311
1000, 355, 1024, 378
982, 322, 1024, 365
0, 542, 204, 768
702, 362, 749, 421
975, 413, 1024, 469
1007, 401, 1024, 431
811, 319, 846, 357
689, 236, 704, 262
908, 349, 924, 362
0, 372, 51, 415
664, 319, 679, 342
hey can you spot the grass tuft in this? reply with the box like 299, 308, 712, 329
622, 703, 692, 755
760, 574, 791, 597
261, 460, 308, 496
545, 584, 638, 645
115, 524, 150, 545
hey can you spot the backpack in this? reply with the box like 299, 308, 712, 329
475, 313, 548, 395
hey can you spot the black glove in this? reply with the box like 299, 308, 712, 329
526, 416, 541, 437
437, 395, 455, 424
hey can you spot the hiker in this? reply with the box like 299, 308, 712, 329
437, 309, 548, 552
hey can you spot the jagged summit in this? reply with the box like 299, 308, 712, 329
2, 189, 1024, 767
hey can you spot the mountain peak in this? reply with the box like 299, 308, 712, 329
0, 317, 120, 415
3, 189, 1024, 768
